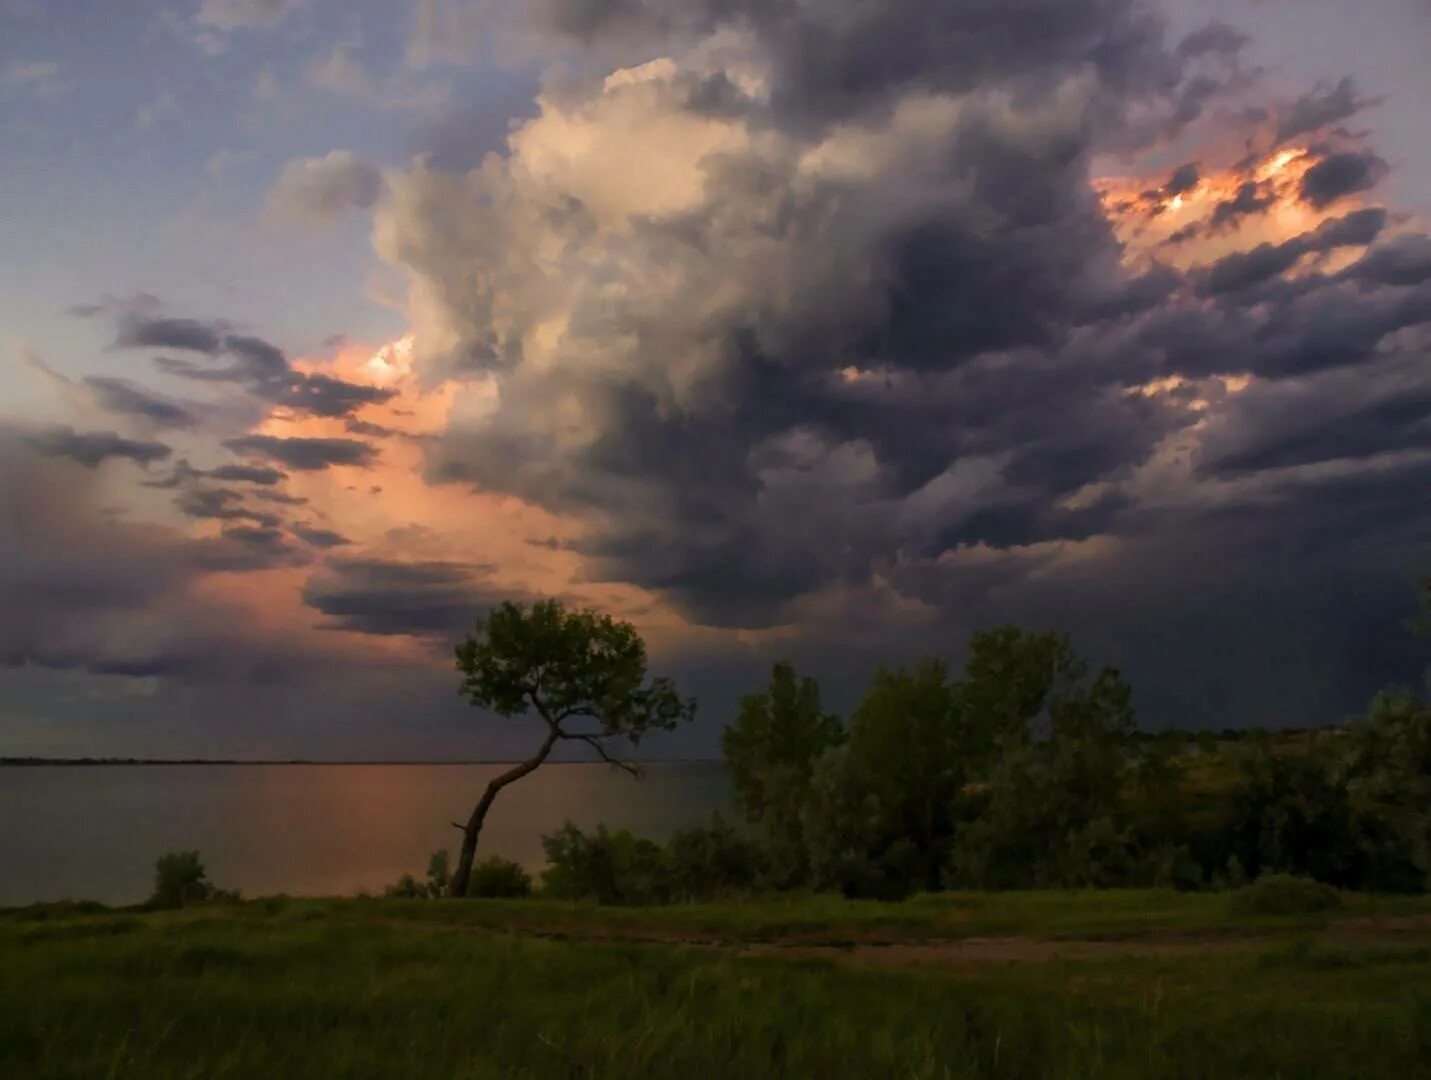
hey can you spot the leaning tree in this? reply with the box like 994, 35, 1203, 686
447, 599, 696, 898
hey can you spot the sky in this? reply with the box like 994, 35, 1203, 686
2, 0, 1430, 760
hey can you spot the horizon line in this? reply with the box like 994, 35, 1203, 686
0, 756, 728, 767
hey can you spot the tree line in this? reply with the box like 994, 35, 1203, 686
433, 583, 1430, 901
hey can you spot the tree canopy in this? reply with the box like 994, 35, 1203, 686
448, 599, 695, 896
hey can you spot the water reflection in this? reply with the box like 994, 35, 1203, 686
0, 763, 730, 906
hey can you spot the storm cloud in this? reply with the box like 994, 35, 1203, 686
359, 0, 1431, 727
120, 314, 395, 419
25, 426, 172, 468
301, 557, 513, 637
224, 434, 378, 470
83, 376, 198, 429
1300, 151, 1387, 208
1276, 77, 1380, 145
0, 431, 310, 680
6, 0, 1429, 745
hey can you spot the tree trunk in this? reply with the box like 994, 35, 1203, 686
449, 729, 561, 897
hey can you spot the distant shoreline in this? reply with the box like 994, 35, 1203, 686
0, 758, 724, 768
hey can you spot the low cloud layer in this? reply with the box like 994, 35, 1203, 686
301, 556, 515, 637
224, 434, 378, 470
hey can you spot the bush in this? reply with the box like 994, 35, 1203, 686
541, 823, 668, 905
383, 874, 427, 899
425, 850, 450, 897
1230, 873, 1343, 916
663, 814, 764, 901
467, 855, 533, 898
833, 838, 920, 901
384, 850, 469, 899
149, 851, 214, 910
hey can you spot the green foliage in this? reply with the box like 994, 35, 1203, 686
723, 662, 843, 817
540, 818, 765, 904
1345, 689, 1431, 890
449, 598, 695, 897
721, 662, 842, 884
1230, 874, 1343, 916
385, 850, 469, 899
800, 746, 895, 898
663, 814, 764, 901
1217, 737, 1369, 889
466, 856, 534, 899
945, 634, 1138, 890
455, 599, 696, 742
148, 851, 214, 910
382, 873, 427, 900
426, 849, 450, 897
541, 823, 669, 905
957, 626, 1097, 748
845, 660, 966, 892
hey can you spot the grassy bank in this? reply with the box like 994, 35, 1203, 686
3, 891, 1431, 1078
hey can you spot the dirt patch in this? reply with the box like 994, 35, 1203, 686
736, 935, 1259, 967
1328, 914, 1431, 937
350, 910, 1431, 970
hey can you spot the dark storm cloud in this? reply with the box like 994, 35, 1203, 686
1209, 180, 1275, 230
387, 0, 1428, 635
300, 557, 511, 637
114, 315, 225, 353
1275, 78, 1380, 145
291, 524, 351, 549
207, 463, 285, 485
270, 372, 396, 417
344, 417, 397, 438
1200, 208, 1387, 295
82, 376, 197, 428
174, 487, 283, 529
1300, 151, 1387, 208
1164, 162, 1199, 195
118, 314, 394, 419
253, 488, 308, 506
526, 0, 1188, 131
1174, 20, 1247, 60
1197, 359, 1431, 477
223, 434, 377, 470
0, 432, 309, 681
1250, 283, 1431, 377
1348, 234, 1431, 287
24, 426, 171, 468
218, 525, 297, 561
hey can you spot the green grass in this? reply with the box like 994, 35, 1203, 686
333, 886, 1431, 944
3, 892, 1430, 1078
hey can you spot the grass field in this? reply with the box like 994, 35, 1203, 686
4, 890, 1431, 1078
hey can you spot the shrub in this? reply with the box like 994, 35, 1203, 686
383, 850, 466, 899
663, 814, 764, 901
836, 838, 921, 901
149, 851, 214, 910
383, 873, 427, 899
1230, 873, 1343, 916
466, 855, 533, 898
541, 823, 668, 904
425, 850, 451, 897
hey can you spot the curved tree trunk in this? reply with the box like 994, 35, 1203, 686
449, 729, 561, 898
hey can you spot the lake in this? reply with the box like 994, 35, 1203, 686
0, 763, 731, 906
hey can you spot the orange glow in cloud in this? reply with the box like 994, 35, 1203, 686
209, 335, 670, 644
1097, 145, 1355, 271
259, 338, 575, 579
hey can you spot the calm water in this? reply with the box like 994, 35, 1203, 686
0, 763, 730, 906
